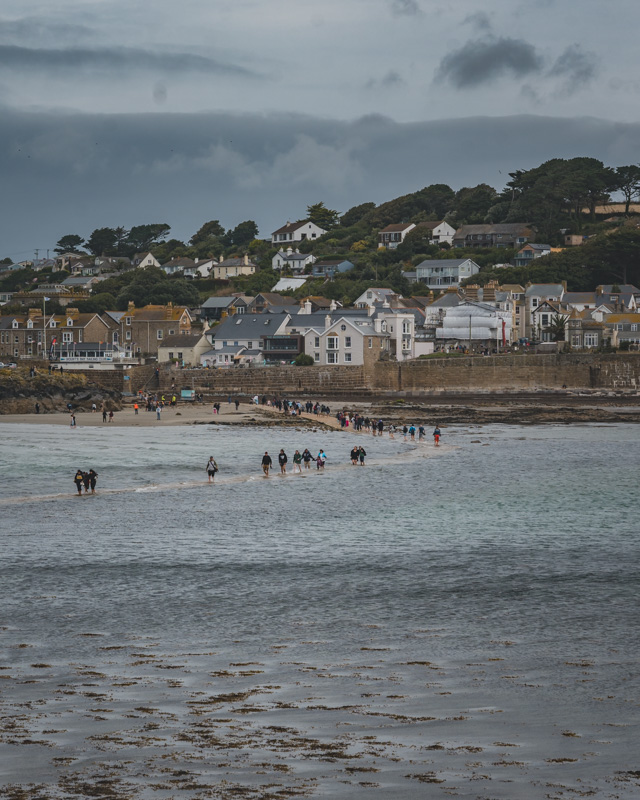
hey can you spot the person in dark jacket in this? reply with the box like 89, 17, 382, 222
359, 446, 367, 466
74, 469, 84, 496
278, 449, 288, 474
261, 451, 272, 476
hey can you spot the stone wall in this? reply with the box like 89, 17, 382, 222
116, 354, 640, 400
372, 353, 640, 394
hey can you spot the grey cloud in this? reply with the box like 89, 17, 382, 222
437, 36, 542, 88
365, 71, 404, 90
551, 45, 597, 89
0, 44, 261, 78
2, 108, 639, 256
390, 0, 421, 17
462, 12, 492, 31
0, 17, 93, 45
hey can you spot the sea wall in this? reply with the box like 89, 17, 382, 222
371, 353, 640, 394
92, 353, 640, 400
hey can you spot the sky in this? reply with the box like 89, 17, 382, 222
1, 0, 640, 259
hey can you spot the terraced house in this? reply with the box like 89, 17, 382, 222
101, 302, 192, 356
0, 308, 110, 360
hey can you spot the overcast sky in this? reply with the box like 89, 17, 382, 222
2, 0, 639, 258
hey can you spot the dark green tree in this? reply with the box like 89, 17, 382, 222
307, 202, 340, 230
190, 220, 225, 245
127, 224, 171, 253
225, 220, 259, 248
340, 202, 376, 227
615, 165, 640, 214
454, 184, 499, 223
54, 234, 85, 254
86, 227, 117, 256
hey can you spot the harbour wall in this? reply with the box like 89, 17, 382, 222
75, 353, 640, 397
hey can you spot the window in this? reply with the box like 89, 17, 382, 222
233, 341, 239, 346
541, 314, 549, 326
177, 352, 183, 360
327, 352, 337, 363
125, 316, 131, 326
248, 341, 253, 349
632, 324, 638, 331
314, 336, 320, 348
67, 318, 73, 327
168, 329, 175, 336
344, 353, 352, 363
314, 352, 320, 362
113, 332, 118, 343
532, 298, 538, 307
368, 338, 373, 348
327, 336, 339, 350
344, 336, 351, 348
157, 330, 163, 340
402, 321, 411, 333
168, 352, 174, 360
340, 324, 346, 331
62, 331, 72, 343
27, 320, 33, 329
584, 333, 598, 347
126, 330, 131, 340
571, 335, 581, 346
402, 337, 411, 351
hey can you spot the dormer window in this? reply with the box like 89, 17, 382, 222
12, 320, 18, 329
125, 316, 132, 326
27, 320, 33, 329
67, 318, 73, 327
49, 320, 57, 328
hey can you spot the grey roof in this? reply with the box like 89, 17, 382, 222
158, 333, 205, 348
61, 276, 97, 286
201, 296, 235, 309
596, 284, 639, 294
524, 284, 564, 296
455, 223, 532, 235
208, 345, 246, 355
211, 314, 289, 340
416, 258, 478, 270
427, 292, 463, 308
563, 292, 597, 303
519, 243, 551, 251
276, 251, 311, 261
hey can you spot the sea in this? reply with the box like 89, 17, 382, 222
0, 420, 638, 799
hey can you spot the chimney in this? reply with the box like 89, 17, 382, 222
325, 314, 331, 328
28, 308, 40, 319
302, 300, 312, 314
195, 258, 199, 263
329, 299, 337, 311
243, 254, 249, 266
128, 301, 135, 313
368, 305, 375, 317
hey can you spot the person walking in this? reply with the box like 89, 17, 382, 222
82, 471, 91, 494
278, 449, 288, 474
358, 446, 367, 466
302, 448, 312, 470
293, 450, 302, 473
350, 446, 359, 465
70, 412, 77, 428
108, 410, 114, 423
134, 402, 139, 415
235, 399, 240, 411
262, 451, 272, 476
156, 405, 162, 421
102, 408, 107, 423
433, 426, 441, 447
206, 456, 219, 483
418, 425, 425, 441
73, 469, 84, 496
88, 469, 98, 494
377, 419, 384, 436
317, 449, 327, 469
35, 402, 40, 414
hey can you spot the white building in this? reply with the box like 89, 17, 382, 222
272, 248, 316, 273
271, 220, 326, 246
418, 220, 457, 246
437, 302, 512, 347
415, 258, 480, 290
377, 223, 416, 249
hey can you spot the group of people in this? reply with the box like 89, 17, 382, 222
261, 448, 328, 476
73, 469, 98, 495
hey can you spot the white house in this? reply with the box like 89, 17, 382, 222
132, 252, 161, 269
272, 248, 316, 273
415, 258, 480, 290
202, 312, 289, 367
353, 288, 399, 309
419, 220, 457, 246
524, 283, 565, 338
301, 315, 389, 365
377, 223, 416, 249
271, 220, 326, 246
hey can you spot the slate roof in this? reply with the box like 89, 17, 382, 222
416, 258, 478, 269
379, 223, 414, 233
455, 223, 532, 236
201, 296, 235, 309
272, 220, 314, 236
211, 314, 288, 340
158, 334, 205, 348
524, 284, 564, 296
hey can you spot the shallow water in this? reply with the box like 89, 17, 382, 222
0, 422, 638, 798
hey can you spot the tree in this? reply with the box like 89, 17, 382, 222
113, 227, 130, 256
340, 202, 376, 227
307, 202, 340, 230
54, 234, 85, 254
615, 165, 640, 214
294, 353, 314, 366
127, 223, 171, 252
454, 184, 499, 223
225, 220, 259, 248
190, 220, 225, 245
546, 313, 568, 342
86, 228, 117, 256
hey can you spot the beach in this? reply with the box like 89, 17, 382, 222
1, 421, 638, 798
